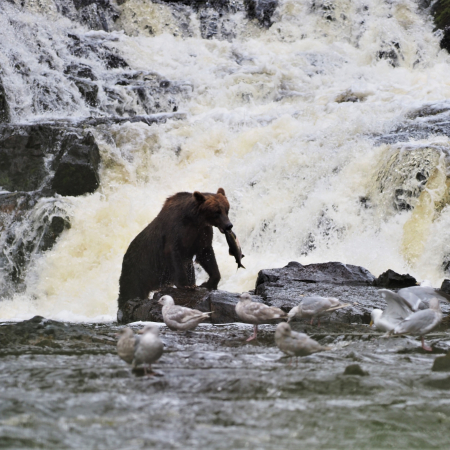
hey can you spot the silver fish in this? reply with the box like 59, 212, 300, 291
225, 230, 245, 269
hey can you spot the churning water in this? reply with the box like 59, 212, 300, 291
2, 0, 450, 321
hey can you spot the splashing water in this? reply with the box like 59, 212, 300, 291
2, 0, 450, 321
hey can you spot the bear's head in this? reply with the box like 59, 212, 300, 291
194, 188, 233, 233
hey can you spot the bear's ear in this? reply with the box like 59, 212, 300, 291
193, 191, 206, 203
217, 188, 226, 197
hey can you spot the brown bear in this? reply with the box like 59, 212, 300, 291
117, 188, 232, 322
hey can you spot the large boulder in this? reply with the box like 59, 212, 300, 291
0, 124, 100, 196
118, 261, 450, 326
255, 261, 378, 324
50, 131, 100, 197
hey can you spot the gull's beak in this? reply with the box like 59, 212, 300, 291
369, 320, 373, 327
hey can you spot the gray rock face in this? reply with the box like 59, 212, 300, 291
373, 269, 417, 288
51, 132, 100, 197
255, 261, 377, 324
0, 124, 100, 196
117, 261, 450, 328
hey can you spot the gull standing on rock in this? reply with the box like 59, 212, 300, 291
133, 324, 164, 375
392, 297, 443, 351
371, 289, 415, 332
275, 322, 330, 361
288, 296, 343, 326
158, 295, 212, 331
235, 293, 288, 341
116, 327, 137, 365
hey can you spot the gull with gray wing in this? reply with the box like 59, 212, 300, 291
392, 298, 443, 351
158, 295, 212, 331
288, 296, 344, 326
235, 293, 288, 341
133, 324, 164, 375
275, 322, 330, 361
116, 327, 137, 365
371, 289, 415, 332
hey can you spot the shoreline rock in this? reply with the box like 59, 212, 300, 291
118, 261, 450, 327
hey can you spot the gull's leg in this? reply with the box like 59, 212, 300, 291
246, 325, 258, 341
421, 336, 432, 352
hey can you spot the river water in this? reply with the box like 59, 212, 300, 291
1, 0, 450, 321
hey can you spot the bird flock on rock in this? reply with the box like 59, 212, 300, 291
117, 286, 448, 375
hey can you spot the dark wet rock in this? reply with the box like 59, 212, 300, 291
255, 261, 377, 324
0, 78, 10, 123
424, 376, 450, 389
0, 124, 100, 195
51, 131, 100, 197
335, 89, 367, 103
432, 352, 450, 372
244, 0, 278, 27
118, 261, 450, 327
0, 193, 71, 288
0, 318, 118, 356
376, 44, 400, 67
208, 290, 242, 324
431, 1, 450, 53
118, 287, 243, 324
343, 364, 368, 376
55, 0, 120, 32
373, 269, 417, 288
441, 279, 450, 295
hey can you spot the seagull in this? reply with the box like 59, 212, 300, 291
288, 296, 343, 326
132, 324, 164, 375
158, 295, 212, 331
235, 293, 288, 341
392, 298, 443, 351
116, 327, 137, 365
371, 289, 415, 332
397, 286, 450, 310
116, 325, 164, 375
275, 322, 330, 360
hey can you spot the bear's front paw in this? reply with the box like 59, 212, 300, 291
200, 281, 218, 290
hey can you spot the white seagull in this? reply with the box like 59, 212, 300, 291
392, 298, 443, 351
275, 322, 330, 360
235, 293, 288, 341
158, 295, 212, 331
133, 324, 164, 375
288, 296, 346, 326
370, 289, 416, 332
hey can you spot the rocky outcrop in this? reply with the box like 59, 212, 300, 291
118, 261, 450, 326
373, 269, 417, 288
0, 124, 100, 196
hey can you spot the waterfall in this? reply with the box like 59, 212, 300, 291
1, 0, 450, 321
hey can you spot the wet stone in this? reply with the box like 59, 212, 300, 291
373, 269, 417, 288
343, 364, 368, 376
432, 352, 450, 372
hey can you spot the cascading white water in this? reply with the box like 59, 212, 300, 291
2, 0, 450, 321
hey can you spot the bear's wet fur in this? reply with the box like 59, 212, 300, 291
117, 188, 232, 314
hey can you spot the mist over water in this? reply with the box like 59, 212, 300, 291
2, 0, 450, 321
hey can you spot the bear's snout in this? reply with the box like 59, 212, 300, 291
224, 223, 233, 232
